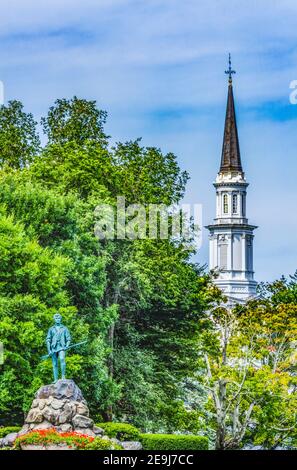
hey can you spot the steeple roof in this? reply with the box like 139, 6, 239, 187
220, 56, 243, 173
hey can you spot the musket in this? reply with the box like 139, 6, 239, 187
40, 340, 88, 361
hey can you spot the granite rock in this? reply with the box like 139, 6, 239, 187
26, 409, 44, 423
58, 424, 73, 433
42, 406, 60, 424
72, 414, 94, 429
1, 432, 18, 448
19, 379, 100, 440
93, 426, 104, 436
29, 421, 53, 431
51, 398, 66, 410
58, 410, 72, 425
35, 379, 84, 401
121, 441, 143, 450
76, 403, 89, 417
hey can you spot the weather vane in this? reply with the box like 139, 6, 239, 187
225, 53, 236, 83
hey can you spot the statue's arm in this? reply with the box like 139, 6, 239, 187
46, 328, 52, 354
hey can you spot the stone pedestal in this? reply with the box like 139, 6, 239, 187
0, 379, 142, 450
19, 379, 103, 438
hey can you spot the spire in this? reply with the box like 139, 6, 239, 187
220, 54, 243, 173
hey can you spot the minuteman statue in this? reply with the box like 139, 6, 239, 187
46, 313, 71, 382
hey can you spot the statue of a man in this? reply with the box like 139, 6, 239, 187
46, 314, 71, 382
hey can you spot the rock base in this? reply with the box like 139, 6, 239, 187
0, 379, 143, 450
19, 379, 103, 438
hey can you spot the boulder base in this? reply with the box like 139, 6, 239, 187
36, 379, 84, 402
0, 380, 138, 450
19, 379, 96, 435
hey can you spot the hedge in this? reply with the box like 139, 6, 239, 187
96, 422, 140, 441
140, 434, 208, 450
0, 427, 21, 438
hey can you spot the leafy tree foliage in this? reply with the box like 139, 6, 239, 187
110, 140, 189, 205
0, 175, 118, 421
0, 101, 40, 168
0, 208, 85, 424
28, 142, 114, 199
196, 285, 297, 450
41, 97, 108, 147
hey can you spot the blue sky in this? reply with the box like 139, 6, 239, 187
1, 0, 297, 281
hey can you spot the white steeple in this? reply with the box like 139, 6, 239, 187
206, 55, 257, 305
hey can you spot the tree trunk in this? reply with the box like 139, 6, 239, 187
215, 379, 227, 450
215, 421, 226, 450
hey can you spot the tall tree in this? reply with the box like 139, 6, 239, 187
110, 140, 189, 205
0, 174, 119, 420
41, 96, 108, 147
28, 142, 114, 199
110, 238, 219, 429
0, 208, 82, 424
0, 101, 40, 168
196, 295, 297, 450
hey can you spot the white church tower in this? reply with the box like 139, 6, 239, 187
206, 55, 257, 304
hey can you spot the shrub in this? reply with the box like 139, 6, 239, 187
0, 427, 21, 438
14, 429, 120, 450
140, 434, 208, 450
96, 422, 140, 441
84, 439, 122, 450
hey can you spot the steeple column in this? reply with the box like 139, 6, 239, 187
227, 234, 233, 271
241, 234, 246, 273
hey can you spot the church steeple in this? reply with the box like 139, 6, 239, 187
220, 54, 243, 173
206, 54, 257, 306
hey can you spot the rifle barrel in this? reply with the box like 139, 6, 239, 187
40, 340, 87, 360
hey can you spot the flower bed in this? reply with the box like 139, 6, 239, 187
14, 429, 121, 450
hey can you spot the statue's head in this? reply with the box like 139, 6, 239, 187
53, 313, 62, 325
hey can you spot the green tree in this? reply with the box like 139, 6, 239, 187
0, 174, 119, 420
197, 296, 297, 450
0, 208, 84, 424
41, 96, 108, 147
103, 235, 220, 428
110, 140, 189, 205
0, 101, 40, 168
28, 142, 114, 199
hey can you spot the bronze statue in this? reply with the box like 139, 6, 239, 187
46, 314, 71, 382
42, 314, 87, 382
